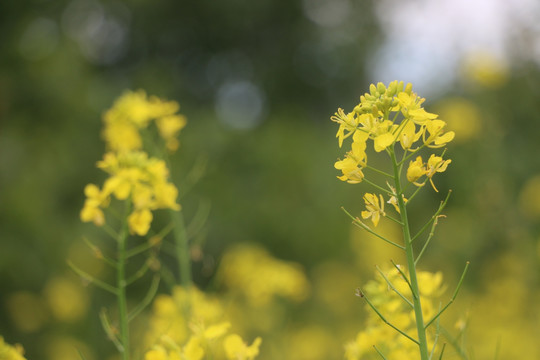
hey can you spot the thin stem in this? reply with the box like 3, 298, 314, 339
405, 181, 427, 204
411, 191, 452, 243
374, 345, 389, 360
67, 261, 118, 295
429, 303, 443, 360
440, 327, 468, 360
360, 290, 419, 345
399, 143, 429, 166
128, 275, 160, 322
99, 309, 123, 353
363, 178, 394, 196
385, 214, 404, 226
415, 215, 444, 266
376, 266, 413, 308
365, 164, 394, 178
125, 260, 151, 285
342, 207, 405, 249
390, 260, 415, 299
425, 262, 470, 329
171, 208, 192, 288
390, 146, 430, 360
116, 201, 131, 360
438, 344, 447, 360
83, 237, 117, 267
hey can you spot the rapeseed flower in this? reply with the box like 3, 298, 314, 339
0, 337, 26, 360
425, 154, 451, 192
223, 334, 262, 360
144, 286, 261, 360
332, 81, 453, 186
361, 193, 385, 226
406, 156, 426, 184
334, 131, 368, 184
345, 267, 444, 360
81, 151, 180, 235
217, 244, 310, 306
103, 90, 184, 153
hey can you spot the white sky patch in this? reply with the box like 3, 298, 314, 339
370, 0, 540, 95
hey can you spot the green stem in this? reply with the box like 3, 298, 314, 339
171, 209, 192, 288
390, 146, 430, 360
117, 202, 131, 360
363, 178, 394, 196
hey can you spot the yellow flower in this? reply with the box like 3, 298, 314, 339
423, 119, 455, 148
84, 150, 181, 235
398, 120, 422, 150
182, 337, 204, 360
80, 184, 107, 226
102, 118, 143, 153
387, 195, 407, 213
156, 115, 187, 152
331, 108, 359, 147
128, 209, 153, 236
346, 267, 445, 360
223, 334, 262, 360
102, 90, 186, 152
373, 132, 394, 152
406, 156, 426, 185
334, 131, 368, 184
425, 154, 451, 192
145, 347, 168, 360
0, 337, 27, 360
397, 92, 438, 125
361, 193, 385, 226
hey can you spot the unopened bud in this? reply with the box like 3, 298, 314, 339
405, 82, 413, 94
377, 82, 386, 94
369, 83, 377, 96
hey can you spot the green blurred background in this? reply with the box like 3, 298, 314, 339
1, 0, 540, 359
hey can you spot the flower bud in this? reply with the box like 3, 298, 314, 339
405, 82, 413, 94
377, 82, 386, 94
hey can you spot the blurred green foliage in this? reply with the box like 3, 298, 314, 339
1, 0, 540, 359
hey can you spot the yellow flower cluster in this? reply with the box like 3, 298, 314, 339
332, 81, 454, 185
0, 337, 26, 360
217, 244, 310, 306
345, 267, 445, 360
80, 91, 185, 236
144, 286, 261, 360
103, 90, 187, 153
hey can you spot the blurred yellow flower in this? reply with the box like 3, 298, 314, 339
461, 51, 508, 89
43, 275, 89, 323
82, 151, 180, 235
346, 266, 444, 360
0, 337, 26, 360
434, 98, 481, 142
103, 90, 183, 152
5, 292, 49, 333
223, 334, 261, 360
518, 175, 540, 219
156, 114, 187, 152
217, 244, 310, 306
80, 184, 107, 226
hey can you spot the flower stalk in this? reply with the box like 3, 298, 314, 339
334, 81, 466, 359
390, 146, 430, 360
